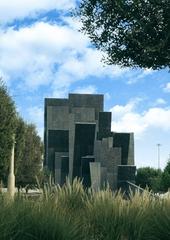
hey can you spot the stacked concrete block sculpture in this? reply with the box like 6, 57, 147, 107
44, 93, 136, 190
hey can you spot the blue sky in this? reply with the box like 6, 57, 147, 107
0, 0, 170, 169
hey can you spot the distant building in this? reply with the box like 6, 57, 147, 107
44, 93, 136, 190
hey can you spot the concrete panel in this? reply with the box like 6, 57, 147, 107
106, 172, 114, 189
55, 153, 69, 184
81, 156, 94, 187
112, 171, 118, 190
73, 123, 96, 179
72, 107, 95, 122
47, 106, 69, 130
47, 148, 55, 171
61, 172, 68, 185
69, 93, 103, 120
113, 133, 130, 165
45, 98, 68, 107
102, 138, 108, 148
48, 130, 69, 152
117, 165, 136, 192
69, 113, 75, 181
127, 133, 134, 165
118, 165, 136, 182
44, 98, 68, 166
55, 153, 61, 169
99, 138, 108, 167
107, 137, 113, 148
81, 156, 95, 175
104, 147, 120, 189
61, 156, 69, 173
90, 162, 101, 191
106, 147, 121, 171
61, 155, 69, 186
101, 167, 107, 188
94, 140, 102, 163
98, 112, 112, 139
55, 169, 61, 185
55, 152, 68, 169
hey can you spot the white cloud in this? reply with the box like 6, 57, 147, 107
105, 92, 111, 100
163, 82, 170, 92
0, 21, 127, 93
73, 85, 97, 94
0, 69, 10, 85
154, 98, 166, 106
110, 98, 141, 118
110, 99, 170, 169
144, 108, 170, 129
127, 68, 153, 85
0, 21, 88, 88
0, 0, 76, 24
27, 106, 44, 138
110, 99, 170, 138
52, 87, 69, 98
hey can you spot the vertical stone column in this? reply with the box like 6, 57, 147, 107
127, 133, 134, 165
55, 152, 62, 185
90, 162, 101, 191
101, 167, 107, 188
7, 135, 15, 199
69, 113, 75, 181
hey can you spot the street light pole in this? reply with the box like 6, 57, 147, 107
157, 143, 161, 170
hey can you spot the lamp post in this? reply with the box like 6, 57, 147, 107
7, 135, 15, 199
157, 143, 161, 170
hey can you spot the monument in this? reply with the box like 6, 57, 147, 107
44, 93, 136, 190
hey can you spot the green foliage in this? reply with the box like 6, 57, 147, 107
16, 123, 43, 189
161, 161, 170, 191
136, 163, 170, 193
37, 166, 51, 186
1, 179, 170, 240
14, 117, 26, 176
0, 196, 82, 240
136, 167, 162, 192
151, 198, 170, 240
0, 79, 43, 188
84, 189, 125, 240
55, 178, 87, 212
76, 0, 170, 69
42, 178, 87, 217
0, 79, 17, 182
123, 190, 156, 240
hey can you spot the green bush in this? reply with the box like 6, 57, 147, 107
1, 180, 170, 240
83, 189, 125, 240
0, 193, 82, 240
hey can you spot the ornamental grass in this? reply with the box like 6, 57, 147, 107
0, 179, 170, 240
